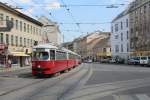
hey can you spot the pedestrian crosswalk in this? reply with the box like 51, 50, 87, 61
112, 94, 150, 100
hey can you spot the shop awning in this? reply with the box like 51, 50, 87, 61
11, 52, 30, 57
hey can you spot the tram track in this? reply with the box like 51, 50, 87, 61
66, 76, 150, 100
68, 80, 150, 100
0, 64, 85, 100
57, 64, 92, 100
25, 64, 86, 100
0, 78, 46, 96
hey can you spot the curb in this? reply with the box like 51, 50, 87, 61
0, 66, 31, 73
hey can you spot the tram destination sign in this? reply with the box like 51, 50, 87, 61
36, 48, 45, 52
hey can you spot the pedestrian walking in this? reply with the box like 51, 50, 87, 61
7, 59, 11, 68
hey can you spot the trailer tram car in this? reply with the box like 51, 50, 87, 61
32, 43, 81, 76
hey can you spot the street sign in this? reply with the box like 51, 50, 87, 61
0, 20, 13, 32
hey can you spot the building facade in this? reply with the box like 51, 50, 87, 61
71, 31, 111, 60
111, 10, 130, 62
61, 42, 74, 51
93, 37, 111, 62
0, 2, 43, 67
38, 16, 61, 45
86, 32, 111, 58
129, 0, 150, 56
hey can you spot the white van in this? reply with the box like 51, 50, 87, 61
140, 56, 150, 66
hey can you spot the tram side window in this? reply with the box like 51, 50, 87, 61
50, 50, 55, 60
69, 53, 75, 59
56, 51, 67, 60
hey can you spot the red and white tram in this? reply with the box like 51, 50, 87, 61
32, 43, 81, 76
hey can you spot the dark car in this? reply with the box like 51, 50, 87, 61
128, 57, 140, 65
115, 58, 125, 64
109, 58, 116, 63
100, 58, 110, 63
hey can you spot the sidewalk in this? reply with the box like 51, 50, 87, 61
0, 65, 31, 73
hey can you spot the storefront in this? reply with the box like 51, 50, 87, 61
10, 51, 31, 67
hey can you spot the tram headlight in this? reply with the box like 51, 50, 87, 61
37, 65, 41, 68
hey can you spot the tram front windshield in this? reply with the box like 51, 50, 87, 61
33, 51, 49, 61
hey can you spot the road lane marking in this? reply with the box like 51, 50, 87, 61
66, 78, 150, 100
136, 94, 150, 100
113, 95, 135, 100
81, 77, 150, 90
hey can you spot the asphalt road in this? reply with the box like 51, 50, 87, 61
1, 63, 150, 100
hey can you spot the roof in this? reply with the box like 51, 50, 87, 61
94, 37, 111, 49
112, 6, 130, 22
0, 2, 43, 26
62, 48, 75, 54
33, 43, 79, 56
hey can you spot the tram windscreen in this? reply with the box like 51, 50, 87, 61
33, 51, 49, 60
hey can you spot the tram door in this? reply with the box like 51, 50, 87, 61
50, 50, 55, 60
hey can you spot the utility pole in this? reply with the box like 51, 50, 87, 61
63, 33, 65, 43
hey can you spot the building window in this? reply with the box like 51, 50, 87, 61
140, 8, 143, 14
27, 24, 29, 33
36, 28, 38, 35
6, 34, 9, 45
144, 5, 147, 13
115, 35, 119, 39
103, 48, 106, 52
30, 25, 32, 34
127, 43, 129, 52
111, 26, 113, 33
0, 13, 3, 20
20, 21, 22, 31
11, 35, 13, 46
115, 24, 118, 32
39, 29, 41, 35
127, 31, 129, 40
24, 23, 26, 32
27, 39, 29, 46
131, 28, 133, 33
33, 27, 35, 34
126, 19, 128, 27
24, 38, 26, 47
15, 36, 18, 46
121, 44, 123, 52
6, 16, 9, 21
16, 20, 18, 30
11, 18, 14, 28
0, 33, 3, 43
121, 22, 123, 30
115, 45, 119, 53
135, 10, 138, 15
20, 37, 22, 46
121, 33, 123, 41
31, 39, 32, 46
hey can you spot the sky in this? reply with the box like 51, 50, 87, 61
0, 0, 134, 42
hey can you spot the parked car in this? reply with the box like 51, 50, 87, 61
115, 58, 125, 64
140, 56, 150, 66
128, 57, 140, 65
86, 59, 92, 63
109, 58, 116, 63
101, 58, 110, 63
